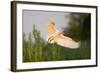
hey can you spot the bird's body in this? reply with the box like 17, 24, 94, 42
46, 20, 80, 49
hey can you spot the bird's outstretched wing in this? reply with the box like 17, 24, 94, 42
53, 34, 80, 49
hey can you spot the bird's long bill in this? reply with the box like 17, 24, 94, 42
54, 35, 80, 49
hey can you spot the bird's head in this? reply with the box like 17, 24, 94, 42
46, 19, 56, 34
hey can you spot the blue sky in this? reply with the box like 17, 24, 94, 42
23, 10, 70, 41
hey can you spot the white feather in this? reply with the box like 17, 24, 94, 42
46, 20, 80, 49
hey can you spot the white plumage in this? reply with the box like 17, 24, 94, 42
46, 20, 80, 49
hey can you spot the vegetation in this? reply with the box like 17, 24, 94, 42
23, 13, 91, 62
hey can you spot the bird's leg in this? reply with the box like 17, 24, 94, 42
47, 32, 63, 43
48, 36, 53, 43
48, 36, 55, 43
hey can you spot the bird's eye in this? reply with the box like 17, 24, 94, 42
51, 22, 55, 25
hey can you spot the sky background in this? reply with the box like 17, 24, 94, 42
23, 10, 70, 41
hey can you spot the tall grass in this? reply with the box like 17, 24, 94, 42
23, 25, 91, 62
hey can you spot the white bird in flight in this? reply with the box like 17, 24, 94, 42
46, 20, 80, 49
